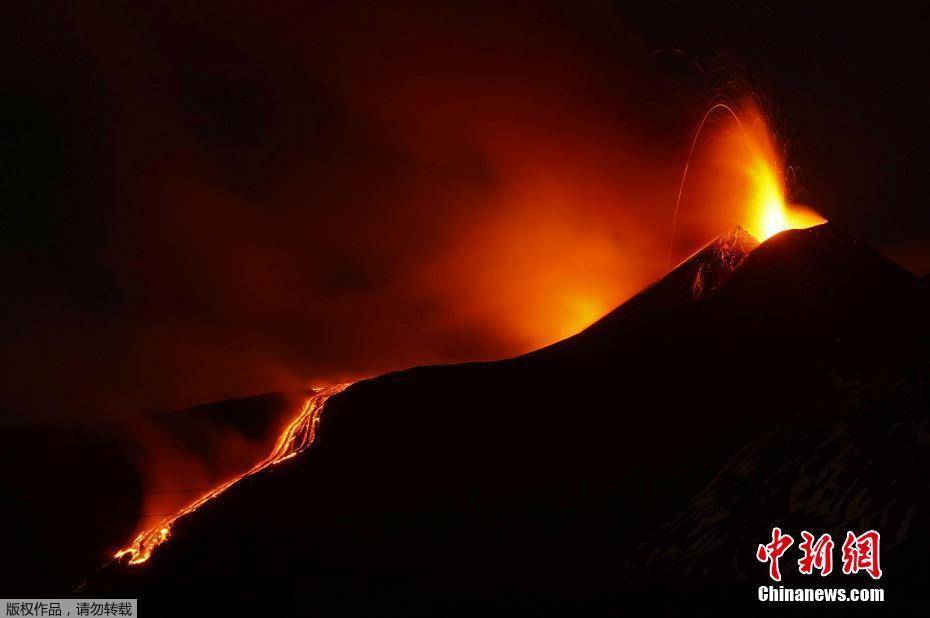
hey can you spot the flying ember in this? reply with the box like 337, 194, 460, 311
115, 383, 351, 565
669, 100, 824, 266
726, 104, 825, 240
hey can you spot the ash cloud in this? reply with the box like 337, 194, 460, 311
0, 2, 768, 422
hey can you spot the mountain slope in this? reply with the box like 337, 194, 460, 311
93, 223, 930, 614
582, 225, 759, 330
635, 355, 930, 610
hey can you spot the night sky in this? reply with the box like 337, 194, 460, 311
2, 1, 928, 423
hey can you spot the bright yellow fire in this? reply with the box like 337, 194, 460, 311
741, 141, 823, 240
667, 101, 825, 266
754, 194, 825, 241
720, 103, 824, 241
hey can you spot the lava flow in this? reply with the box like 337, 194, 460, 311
115, 383, 352, 565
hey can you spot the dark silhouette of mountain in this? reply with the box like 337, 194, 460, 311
152, 390, 307, 479
581, 224, 758, 329
155, 391, 297, 449
635, 358, 930, 610
92, 223, 930, 614
0, 392, 302, 597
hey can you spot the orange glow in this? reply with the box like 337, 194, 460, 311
723, 105, 825, 240
113, 97, 823, 566
755, 198, 825, 241
115, 383, 351, 565
669, 101, 825, 262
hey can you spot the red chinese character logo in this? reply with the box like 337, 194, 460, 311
757, 527, 794, 581
841, 530, 882, 579
797, 531, 834, 576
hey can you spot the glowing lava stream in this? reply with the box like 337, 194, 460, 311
115, 383, 352, 565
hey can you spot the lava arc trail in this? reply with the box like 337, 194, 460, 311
666, 101, 824, 266
115, 383, 352, 565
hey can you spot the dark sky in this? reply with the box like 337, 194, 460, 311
2, 1, 928, 422
622, 1, 930, 263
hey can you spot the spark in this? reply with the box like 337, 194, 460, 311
666, 101, 824, 267
667, 103, 745, 268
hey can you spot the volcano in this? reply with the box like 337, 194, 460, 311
91, 223, 930, 614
